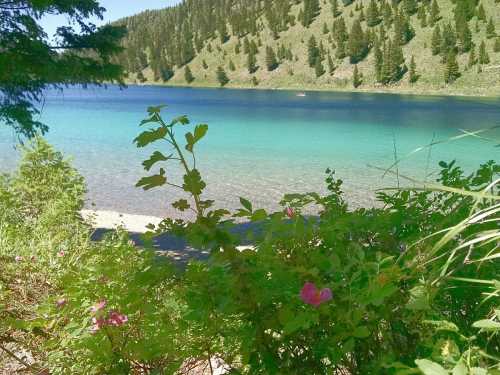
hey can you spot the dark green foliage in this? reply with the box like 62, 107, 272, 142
394, 11, 415, 45
301, 0, 321, 27
202, 60, 208, 70
374, 40, 384, 82
479, 40, 491, 63
430, 0, 441, 25
441, 23, 458, 58
432, 25, 442, 55
486, 17, 496, 39
353, 65, 363, 87
184, 66, 195, 84
468, 46, 477, 67
457, 21, 473, 53
409, 55, 418, 83
348, 20, 370, 63
331, 0, 341, 17
477, 3, 487, 22
160, 64, 174, 82
381, 38, 407, 84
444, 51, 461, 83
314, 59, 325, 77
0, 0, 125, 137
216, 66, 230, 86
265, 46, 279, 71
327, 54, 336, 74
367, 0, 381, 27
229, 60, 236, 71
403, 0, 418, 15
308, 36, 320, 67
494, 38, 500, 52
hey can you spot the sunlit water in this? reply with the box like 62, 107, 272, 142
0, 86, 499, 217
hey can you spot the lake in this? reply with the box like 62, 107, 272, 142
0, 86, 499, 217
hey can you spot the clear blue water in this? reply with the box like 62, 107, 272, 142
0, 86, 499, 217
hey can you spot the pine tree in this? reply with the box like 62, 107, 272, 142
331, 0, 340, 17
477, 4, 486, 22
495, 38, 500, 53
420, 8, 428, 28
353, 65, 363, 87
457, 21, 473, 52
374, 40, 383, 82
486, 17, 496, 39
247, 49, 257, 73
216, 66, 229, 86
479, 40, 490, 64
327, 54, 336, 74
367, 0, 381, 27
184, 65, 194, 83
315, 58, 325, 77
202, 60, 208, 69
323, 23, 329, 34
265, 46, 279, 71
251, 76, 259, 86
441, 23, 457, 57
348, 19, 369, 63
468, 46, 477, 67
429, 0, 440, 26
403, 0, 417, 15
243, 38, 250, 54
308, 35, 320, 67
409, 55, 418, 83
229, 60, 236, 71
444, 51, 460, 83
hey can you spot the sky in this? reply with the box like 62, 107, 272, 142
40, 0, 182, 38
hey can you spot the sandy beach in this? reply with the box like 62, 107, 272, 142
80, 209, 162, 233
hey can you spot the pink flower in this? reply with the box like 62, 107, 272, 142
107, 311, 128, 327
285, 207, 295, 218
57, 250, 65, 257
56, 298, 67, 308
300, 282, 332, 307
89, 300, 107, 314
90, 317, 106, 334
15, 256, 23, 262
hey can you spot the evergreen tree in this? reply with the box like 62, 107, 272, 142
457, 21, 473, 52
308, 36, 320, 67
265, 46, 279, 71
444, 51, 460, 83
409, 55, 418, 83
243, 38, 250, 54
495, 38, 500, 53
420, 8, 428, 28
367, 0, 381, 27
331, 0, 341, 17
251, 76, 259, 86
353, 65, 363, 87
327, 54, 336, 74
315, 58, 325, 77
477, 4, 486, 22
218, 21, 229, 44
202, 60, 208, 69
468, 46, 477, 67
247, 49, 257, 73
479, 40, 490, 64
429, 0, 440, 26
137, 71, 146, 83
184, 65, 195, 83
323, 23, 329, 34
229, 60, 236, 71
216, 66, 230, 86
348, 20, 369, 63
486, 17, 496, 39
441, 23, 457, 57
383, 2, 393, 26
403, 0, 417, 15
302, 0, 321, 27
374, 40, 384, 82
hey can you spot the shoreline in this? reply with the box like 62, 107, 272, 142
81, 210, 162, 234
125, 81, 500, 100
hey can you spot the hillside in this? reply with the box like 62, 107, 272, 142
114, 0, 500, 96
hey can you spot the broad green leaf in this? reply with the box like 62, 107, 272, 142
407, 286, 431, 311
239, 197, 253, 212
451, 361, 467, 375
185, 124, 208, 152
140, 116, 158, 126
172, 199, 190, 211
423, 320, 459, 333
142, 151, 170, 171
170, 115, 190, 126
472, 319, 500, 330
352, 326, 370, 338
415, 359, 448, 375
251, 209, 267, 222
136, 168, 166, 190
134, 126, 167, 148
183, 169, 206, 195
147, 105, 167, 114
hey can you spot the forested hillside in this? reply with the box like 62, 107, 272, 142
113, 0, 500, 95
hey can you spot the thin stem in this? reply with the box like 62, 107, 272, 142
0, 343, 33, 370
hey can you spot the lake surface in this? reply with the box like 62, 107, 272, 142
0, 86, 499, 217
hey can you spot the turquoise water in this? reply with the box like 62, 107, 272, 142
0, 86, 499, 217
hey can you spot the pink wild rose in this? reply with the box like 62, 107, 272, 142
57, 250, 65, 257
56, 298, 67, 308
14, 256, 23, 262
300, 282, 332, 307
285, 207, 295, 218
107, 311, 128, 327
90, 300, 107, 314
90, 317, 106, 334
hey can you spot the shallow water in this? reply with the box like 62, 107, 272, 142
0, 86, 499, 217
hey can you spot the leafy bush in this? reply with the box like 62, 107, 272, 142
0, 111, 499, 374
